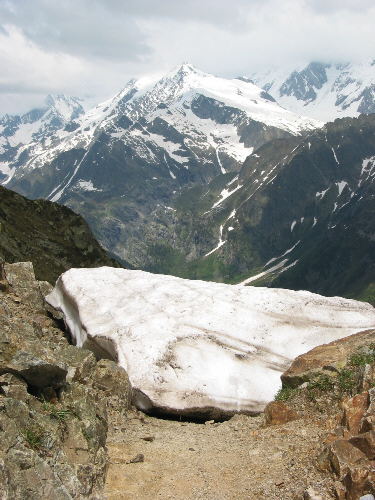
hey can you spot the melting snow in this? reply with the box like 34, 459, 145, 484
205, 225, 226, 257
331, 147, 340, 165
76, 180, 102, 192
212, 184, 242, 209
336, 181, 347, 196
316, 188, 329, 199
265, 241, 301, 267
46, 268, 375, 416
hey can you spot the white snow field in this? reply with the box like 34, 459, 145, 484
46, 267, 375, 417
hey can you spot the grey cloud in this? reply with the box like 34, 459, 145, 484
2, 0, 375, 114
0, 0, 151, 61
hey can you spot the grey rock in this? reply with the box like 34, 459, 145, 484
4, 262, 44, 310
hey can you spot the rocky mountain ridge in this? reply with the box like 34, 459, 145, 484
0, 64, 321, 269
1, 64, 374, 303
251, 59, 375, 122
0, 185, 121, 284
0, 95, 84, 184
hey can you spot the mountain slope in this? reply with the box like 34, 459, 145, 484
0, 94, 84, 184
2, 64, 321, 266
0, 185, 121, 283
146, 114, 375, 303
251, 60, 375, 122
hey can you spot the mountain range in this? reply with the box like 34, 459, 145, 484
0, 62, 374, 303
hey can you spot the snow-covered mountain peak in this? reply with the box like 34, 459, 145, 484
111, 64, 321, 134
44, 94, 84, 121
251, 59, 375, 122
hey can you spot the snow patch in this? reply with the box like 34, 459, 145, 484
46, 268, 375, 416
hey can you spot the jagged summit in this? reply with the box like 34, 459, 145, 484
251, 59, 375, 121
44, 94, 84, 120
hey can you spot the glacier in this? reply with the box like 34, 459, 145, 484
46, 267, 375, 418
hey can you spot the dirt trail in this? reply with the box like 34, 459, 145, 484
103, 411, 334, 500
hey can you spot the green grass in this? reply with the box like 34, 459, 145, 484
42, 401, 71, 422
22, 427, 44, 449
348, 343, 375, 367
274, 386, 297, 402
337, 368, 357, 395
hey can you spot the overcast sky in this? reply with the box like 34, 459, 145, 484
1, 0, 375, 114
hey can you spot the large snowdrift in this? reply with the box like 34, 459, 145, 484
46, 268, 375, 417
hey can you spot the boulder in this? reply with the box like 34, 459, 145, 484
361, 388, 375, 432
264, 401, 299, 425
282, 330, 375, 388
342, 392, 369, 435
349, 431, 375, 459
91, 359, 132, 409
4, 262, 44, 310
342, 467, 375, 500
3, 350, 67, 390
317, 439, 367, 476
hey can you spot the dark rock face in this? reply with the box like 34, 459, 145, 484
0, 262, 134, 498
279, 62, 329, 103
0, 186, 121, 284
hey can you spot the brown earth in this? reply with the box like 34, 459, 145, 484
103, 410, 335, 500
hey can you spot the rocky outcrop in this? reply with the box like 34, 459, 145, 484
317, 389, 375, 499
0, 186, 122, 284
0, 262, 132, 499
278, 329, 375, 499
282, 329, 375, 388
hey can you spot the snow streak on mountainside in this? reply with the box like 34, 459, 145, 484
251, 60, 375, 122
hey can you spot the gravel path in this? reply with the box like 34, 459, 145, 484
103, 411, 334, 499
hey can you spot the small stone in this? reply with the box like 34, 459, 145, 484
128, 454, 144, 464
303, 487, 324, 500
359, 495, 375, 500
141, 436, 155, 442
189, 448, 195, 451
205, 420, 214, 425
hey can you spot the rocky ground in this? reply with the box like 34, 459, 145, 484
0, 261, 131, 499
1, 260, 374, 499
104, 411, 333, 500
103, 331, 375, 500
